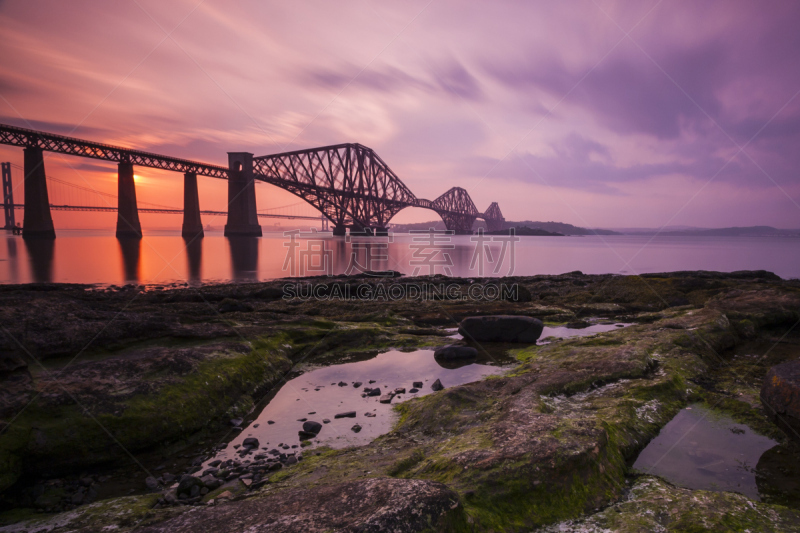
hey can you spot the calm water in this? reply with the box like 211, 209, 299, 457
2, 230, 799, 285
205, 348, 513, 467
633, 404, 777, 500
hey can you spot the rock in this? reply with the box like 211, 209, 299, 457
431, 379, 444, 392
409, 388, 419, 393
365, 388, 381, 397
230, 418, 243, 427
242, 438, 259, 449
286, 456, 298, 465
298, 431, 316, 440
267, 420, 275, 425
413, 381, 423, 388
134, 478, 464, 532
365, 412, 376, 418
209, 460, 222, 468
433, 345, 479, 360
241, 478, 252, 487
302, 421, 322, 434
145, 476, 160, 491
218, 299, 253, 313
394, 388, 406, 394
501, 284, 533, 302
379, 394, 394, 404
338, 381, 347, 387
176, 476, 204, 498
335, 411, 357, 418
353, 382, 362, 388
322, 419, 331, 424
761, 360, 800, 443
351, 424, 362, 433
458, 315, 544, 343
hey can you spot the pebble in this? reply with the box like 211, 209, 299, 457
409, 388, 419, 393
335, 411, 357, 418
413, 381, 423, 388
267, 420, 275, 425
431, 379, 444, 391
230, 418, 243, 427
351, 424, 362, 433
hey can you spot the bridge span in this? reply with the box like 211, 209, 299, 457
0, 123, 504, 239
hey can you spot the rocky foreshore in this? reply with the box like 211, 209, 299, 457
1, 270, 800, 531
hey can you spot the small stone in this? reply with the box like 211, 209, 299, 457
252, 424, 259, 428
241, 478, 252, 487
335, 411, 357, 419
338, 381, 347, 387
369, 380, 376, 384
298, 431, 316, 440
351, 424, 362, 433
409, 388, 419, 393
242, 437, 259, 448
145, 477, 159, 491
379, 394, 394, 404
230, 418, 243, 427
352, 382, 362, 388
302, 421, 322, 434
200, 487, 209, 495
413, 381, 423, 388
365, 412, 376, 418
394, 387, 406, 394
323, 419, 331, 424
267, 420, 275, 425
286, 456, 298, 465
209, 460, 222, 468
431, 379, 444, 391
217, 491, 234, 500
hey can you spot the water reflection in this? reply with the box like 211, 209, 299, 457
117, 238, 141, 282
228, 237, 259, 280
183, 237, 202, 281
23, 238, 54, 283
5, 238, 19, 284
1, 232, 799, 285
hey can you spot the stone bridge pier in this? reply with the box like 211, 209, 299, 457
22, 146, 55, 239
224, 152, 262, 237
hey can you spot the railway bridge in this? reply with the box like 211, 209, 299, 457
0, 123, 504, 239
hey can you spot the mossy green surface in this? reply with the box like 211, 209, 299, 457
544, 476, 800, 532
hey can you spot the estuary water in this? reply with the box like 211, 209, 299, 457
1, 230, 799, 285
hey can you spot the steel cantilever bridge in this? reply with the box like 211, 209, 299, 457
0, 123, 504, 239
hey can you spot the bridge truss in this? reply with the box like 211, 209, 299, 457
1, 123, 505, 235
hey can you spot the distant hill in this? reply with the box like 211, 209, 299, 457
389, 220, 618, 235
485, 226, 563, 236
612, 226, 800, 237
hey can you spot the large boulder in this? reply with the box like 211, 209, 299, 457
458, 315, 543, 343
434, 345, 478, 360
761, 360, 800, 443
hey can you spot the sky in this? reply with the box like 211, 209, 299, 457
1, 0, 799, 229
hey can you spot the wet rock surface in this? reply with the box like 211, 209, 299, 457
761, 360, 800, 443
2, 271, 800, 531
434, 344, 478, 360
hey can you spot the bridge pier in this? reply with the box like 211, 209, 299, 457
224, 152, 262, 237
181, 172, 203, 239
22, 146, 55, 239
116, 161, 142, 238
2, 162, 16, 230
332, 224, 346, 237
374, 227, 388, 237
